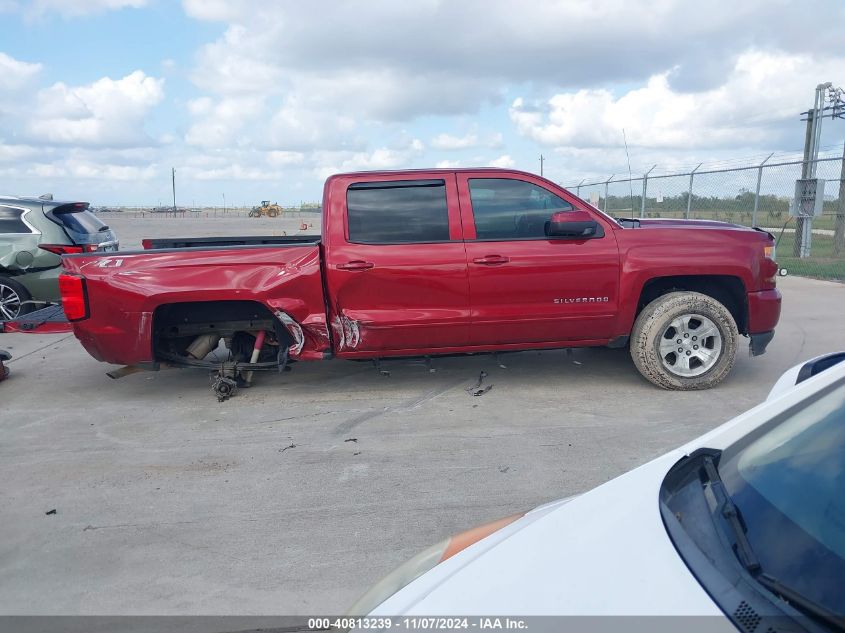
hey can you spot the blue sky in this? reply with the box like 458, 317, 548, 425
1, 0, 844, 206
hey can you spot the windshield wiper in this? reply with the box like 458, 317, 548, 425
701, 455, 845, 631
702, 455, 760, 573
756, 573, 845, 630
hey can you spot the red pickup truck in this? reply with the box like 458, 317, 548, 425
59, 168, 781, 394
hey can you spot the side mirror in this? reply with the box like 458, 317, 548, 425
545, 210, 602, 239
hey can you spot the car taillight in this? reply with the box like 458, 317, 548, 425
58, 273, 89, 321
39, 244, 98, 255
141, 239, 152, 249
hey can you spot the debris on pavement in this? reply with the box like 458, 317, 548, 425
344, 438, 358, 443
466, 371, 493, 397
0, 349, 10, 382
45, 509, 56, 516
279, 443, 297, 452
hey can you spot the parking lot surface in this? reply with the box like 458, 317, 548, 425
1, 215, 844, 615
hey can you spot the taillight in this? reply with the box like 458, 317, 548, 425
141, 239, 153, 249
58, 273, 89, 321
39, 244, 98, 255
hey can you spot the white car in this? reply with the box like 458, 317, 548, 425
351, 353, 845, 631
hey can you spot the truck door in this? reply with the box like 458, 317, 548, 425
324, 173, 470, 354
457, 172, 620, 346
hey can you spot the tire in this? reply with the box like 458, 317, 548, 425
630, 291, 738, 390
0, 275, 34, 321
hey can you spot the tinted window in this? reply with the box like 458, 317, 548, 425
53, 208, 108, 235
347, 180, 450, 244
0, 206, 31, 234
469, 178, 573, 239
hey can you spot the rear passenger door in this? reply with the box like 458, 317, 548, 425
457, 173, 620, 346
324, 174, 470, 354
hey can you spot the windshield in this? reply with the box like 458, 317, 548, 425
719, 381, 845, 614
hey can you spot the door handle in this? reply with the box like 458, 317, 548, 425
472, 255, 510, 265
336, 260, 374, 271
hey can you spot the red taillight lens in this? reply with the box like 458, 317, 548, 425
39, 244, 98, 255
58, 273, 89, 321
141, 239, 153, 249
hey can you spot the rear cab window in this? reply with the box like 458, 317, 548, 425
346, 179, 450, 244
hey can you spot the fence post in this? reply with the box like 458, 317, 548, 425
685, 163, 702, 219
751, 153, 774, 228
836, 141, 845, 256
640, 165, 656, 218
604, 174, 615, 213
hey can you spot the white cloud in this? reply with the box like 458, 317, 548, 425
0, 52, 41, 92
435, 159, 461, 168
431, 131, 505, 151
489, 154, 515, 168
313, 142, 425, 180
510, 50, 845, 151
431, 133, 479, 150
11, 0, 147, 17
28, 70, 164, 147
267, 151, 305, 167
185, 96, 264, 148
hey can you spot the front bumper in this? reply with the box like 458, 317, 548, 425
747, 288, 781, 334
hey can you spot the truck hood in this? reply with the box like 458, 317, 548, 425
634, 218, 749, 230
371, 363, 845, 618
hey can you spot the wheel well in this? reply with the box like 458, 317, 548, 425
152, 300, 293, 357
638, 275, 748, 334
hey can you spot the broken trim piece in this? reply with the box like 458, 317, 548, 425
332, 313, 361, 351
275, 310, 305, 356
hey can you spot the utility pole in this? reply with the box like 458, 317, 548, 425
171, 167, 176, 213
539, 154, 544, 177
795, 83, 844, 257
223, 193, 226, 214
795, 108, 815, 257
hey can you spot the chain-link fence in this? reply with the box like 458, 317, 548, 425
93, 204, 322, 220
567, 156, 845, 282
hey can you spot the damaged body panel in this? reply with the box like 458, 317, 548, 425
61, 244, 326, 365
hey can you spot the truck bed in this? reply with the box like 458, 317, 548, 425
141, 235, 321, 250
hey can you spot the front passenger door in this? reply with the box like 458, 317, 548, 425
457, 174, 620, 346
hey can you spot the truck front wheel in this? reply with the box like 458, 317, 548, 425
630, 291, 738, 390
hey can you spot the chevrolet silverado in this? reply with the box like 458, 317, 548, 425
58, 168, 782, 393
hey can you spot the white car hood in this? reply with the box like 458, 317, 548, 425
373, 449, 721, 616
372, 360, 845, 618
